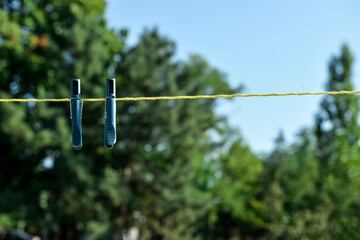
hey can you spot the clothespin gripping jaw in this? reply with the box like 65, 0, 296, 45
70, 79, 83, 150
104, 78, 116, 149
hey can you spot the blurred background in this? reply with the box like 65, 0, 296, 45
0, 0, 360, 240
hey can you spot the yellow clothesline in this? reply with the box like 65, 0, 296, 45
0, 90, 360, 102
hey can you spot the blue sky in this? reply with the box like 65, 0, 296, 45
105, 0, 360, 153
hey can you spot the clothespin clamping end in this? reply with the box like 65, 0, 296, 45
70, 79, 83, 150
104, 78, 116, 149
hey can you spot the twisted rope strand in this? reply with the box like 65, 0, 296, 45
1, 90, 359, 102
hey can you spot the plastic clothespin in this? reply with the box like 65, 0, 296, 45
104, 78, 116, 149
70, 79, 83, 150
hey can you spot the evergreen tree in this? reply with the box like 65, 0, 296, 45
0, 2, 238, 239
314, 44, 360, 236
262, 131, 290, 239
3, 1, 360, 239
263, 130, 329, 240
209, 135, 265, 239
0, 0, 121, 238
93, 29, 237, 239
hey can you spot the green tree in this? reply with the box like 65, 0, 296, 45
314, 44, 360, 237
262, 131, 290, 239
0, 0, 121, 239
0, 1, 239, 239
262, 129, 331, 240
91, 29, 238, 240
260, 45, 360, 240
203, 132, 265, 239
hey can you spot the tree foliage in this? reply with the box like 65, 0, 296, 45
1, 1, 360, 240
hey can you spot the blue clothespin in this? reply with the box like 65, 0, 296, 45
104, 78, 116, 149
70, 79, 83, 150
